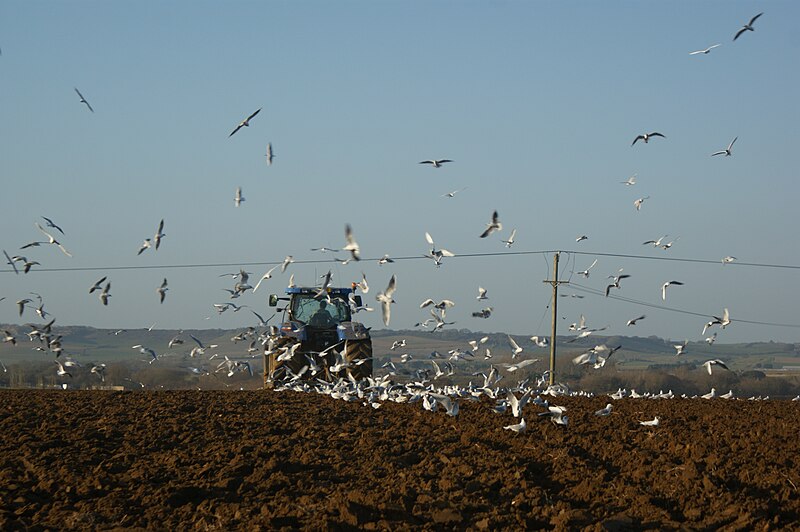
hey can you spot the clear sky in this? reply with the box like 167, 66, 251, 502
1, 1, 799, 344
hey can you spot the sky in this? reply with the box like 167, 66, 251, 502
1, 1, 799, 344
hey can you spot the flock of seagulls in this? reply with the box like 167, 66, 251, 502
1, 10, 792, 409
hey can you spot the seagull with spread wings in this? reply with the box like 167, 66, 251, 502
632, 132, 665, 146
689, 44, 721, 55
419, 159, 452, 168
734, 13, 763, 41
711, 137, 737, 157
479, 210, 502, 238
376, 274, 397, 326
74, 87, 94, 112
229, 108, 262, 137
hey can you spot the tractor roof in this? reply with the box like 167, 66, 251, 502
285, 287, 354, 295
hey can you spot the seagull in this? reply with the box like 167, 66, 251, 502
234, 187, 245, 207
229, 108, 262, 137
153, 219, 165, 250
530, 336, 549, 348
74, 87, 94, 112
35, 222, 72, 256
701, 388, 717, 399
639, 417, 660, 427
661, 280, 684, 300
355, 272, 369, 293
55, 360, 72, 378
539, 405, 568, 426
476, 286, 489, 300
576, 235, 588, 242
722, 256, 737, 264
137, 238, 152, 255
702, 308, 731, 334
501, 228, 516, 248
472, 307, 493, 319
90, 363, 107, 382
626, 315, 646, 326
41, 216, 65, 235
157, 278, 168, 303
576, 259, 598, 278
424, 232, 455, 267
344, 224, 361, 261
99, 282, 112, 306
2, 330, 16, 345
711, 137, 737, 157
594, 404, 613, 416
479, 210, 502, 238
133, 344, 158, 364
252, 266, 278, 292
503, 418, 527, 433
705, 332, 718, 345
702, 359, 730, 375
733, 13, 763, 41
16, 298, 31, 316
621, 174, 637, 186
634, 196, 650, 211
89, 276, 107, 293
605, 273, 631, 297
419, 159, 452, 168
442, 187, 466, 198
508, 336, 523, 358
376, 274, 397, 326
631, 132, 666, 146
281, 255, 294, 273
689, 44, 721, 55
673, 340, 688, 356
377, 254, 394, 265
265, 142, 274, 165
643, 235, 668, 247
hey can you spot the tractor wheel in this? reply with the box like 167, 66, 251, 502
343, 339, 373, 380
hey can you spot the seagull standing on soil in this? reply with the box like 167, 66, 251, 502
229, 108, 262, 137
594, 404, 613, 416
639, 417, 660, 426
503, 418, 527, 433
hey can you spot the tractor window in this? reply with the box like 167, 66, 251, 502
291, 295, 351, 325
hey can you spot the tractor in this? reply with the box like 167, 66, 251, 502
265, 286, 372, 385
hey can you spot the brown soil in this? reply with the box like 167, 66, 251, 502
0, 390, 798, 530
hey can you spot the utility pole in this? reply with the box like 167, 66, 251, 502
543, 252, 568, 386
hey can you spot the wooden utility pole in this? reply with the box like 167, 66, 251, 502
543, 252, 568, 386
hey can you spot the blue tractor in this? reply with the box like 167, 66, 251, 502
266, 286, 372, 383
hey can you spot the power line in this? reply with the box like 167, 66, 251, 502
568, 281, 800, 330
3, 248, 800, 274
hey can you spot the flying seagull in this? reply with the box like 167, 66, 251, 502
99, 282, 112, 306
634, 196, 650, 211
689, 44, 721, 55
626, 315, 646, 326
711, 137, 737, 157
153, 219, 165, 250
35, 222, 72, 256
661, 280, 684, 301
577, 259, 598, 278
419, 159, 452, 168
344, 224, 361, 261
734, 13, 763, 41
74, 88, 94, 112
157, 278, 168, 304
479, 210, 502, 238
442, 187, 466, 198
234, 187, 245, 207
631, 132, 665, 146
702, 359, 730, 375
265, 142, 274, 165
376, 274, 397, 326
621, 174, 637, 186
4, 250, 19, 275
229, 108, 262, 137
501, 228, 517, 248
41, 216, 65, 235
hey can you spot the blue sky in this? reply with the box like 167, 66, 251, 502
1, 1, 799, 343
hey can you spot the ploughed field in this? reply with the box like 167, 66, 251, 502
1, 390, 798, 530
